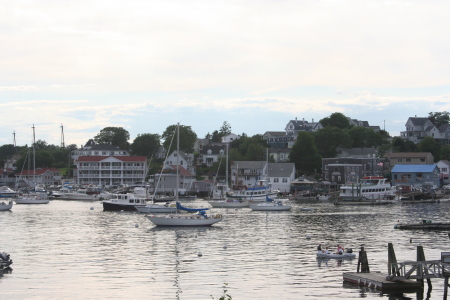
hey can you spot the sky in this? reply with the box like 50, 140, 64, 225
1, 0, 450, 147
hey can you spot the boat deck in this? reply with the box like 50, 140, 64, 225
343, 272, 423, 291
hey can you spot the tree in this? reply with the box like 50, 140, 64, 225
0, 144, 16, 167
314, 127, 352, 158
440, 145, 450, 161
348, 127, 386, 150
94, 127, 130, 150
131, 133, 161, 158
428, 111, 450, 128
230, 135, 267, 160
162, 124, 197, 154
417, 137, 441, 162
289, 132, 322, 175
320, 112, 351, 129
210, 121, 232, 143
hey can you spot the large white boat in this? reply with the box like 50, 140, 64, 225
103, 193, 147, 211
62, 187, 99, 201
227, 181, 279, 202
339, 176, 395, 201
15, 192, 49, 204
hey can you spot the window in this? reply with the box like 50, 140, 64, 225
331, 176, 335, 181
398, 159, 403, 162
420, 158, 425, 162
325, 174, 329, 180
337, 176, 341, 181
274, 178, 279, 183
282, 178, 287, 183
441, 167, 448, 172
406, 159, 411, 162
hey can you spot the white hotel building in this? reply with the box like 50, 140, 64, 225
75, 156, 148, 186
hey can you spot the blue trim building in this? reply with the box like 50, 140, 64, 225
391, 164, 440, 188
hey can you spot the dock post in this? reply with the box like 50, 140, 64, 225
387, 243, 400, 277
357, 246, 370, 273
417, 245, 431, 289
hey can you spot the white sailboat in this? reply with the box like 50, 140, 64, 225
146, 123, 223, 226
249, 150, 291, 211
208, 144, 249, 208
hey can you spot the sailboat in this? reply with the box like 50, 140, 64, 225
15, 125, 49, 205
208, 144, 249, 208
146, 123, 223, 226
249, 150, 291, 211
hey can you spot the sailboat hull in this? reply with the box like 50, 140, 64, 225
208, 200, 249, 208
147, 215, 223, 226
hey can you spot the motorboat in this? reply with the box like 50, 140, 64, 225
147, 202, 223, 226
0, 186, 16, 198
316, 249, 356, 259
227, 182, 279, 202
208, 199, 249, 208
135, 202, 177, 214
0, 252, 13, 275
249, 196, 292, 211
0, 200, 13, 211
102, 193, 148, 211
62, 187, 99, 201
339, 176, 395, 201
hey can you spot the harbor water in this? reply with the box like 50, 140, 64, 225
1, 199, 450, 299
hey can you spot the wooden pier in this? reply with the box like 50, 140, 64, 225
343, 271, 423, 291
394, 221, 450, 230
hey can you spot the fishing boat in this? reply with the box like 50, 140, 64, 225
102, 192, 148, 211
0, 200, 13, 211
226, 180, 279, 202
339, 176, 395, 201
146, 123, 223, 226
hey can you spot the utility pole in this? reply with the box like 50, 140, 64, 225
60, 124, 65, 148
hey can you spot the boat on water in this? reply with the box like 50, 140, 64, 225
135, 202, 177, 213
62, 186, 99, 201
103, 193, 148, 211
249, 196, 292, 211
339, 176, 395, 201
394, 220, 450, 230
226, 181, 279, 202
316, 251, 356, 259
15, 192, 49, 204
146, 123, 223, 227
208, 198, 249, 208
0, 186, 16, 198
0, 200, 13, 211
0, 252, 13, 275
147, 202, 223, 226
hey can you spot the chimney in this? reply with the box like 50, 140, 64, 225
312, 118, 314, 123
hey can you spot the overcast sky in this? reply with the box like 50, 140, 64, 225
1, 0, 450, 147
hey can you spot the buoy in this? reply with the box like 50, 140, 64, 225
90, 207, 94, 210
135, 223, 139, 228
197, 251, 202, 257
223, 244, 228, 250
306, 235, 311, 239
410, 238, 412, 243
120, 210, 124, 213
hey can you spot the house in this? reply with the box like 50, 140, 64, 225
383, 152, 434, 173
322, 157, 383, 185
437, 160, 450, 184
154, 146, 167, 160
164, 150, 196, 175
15, 168, 62, 186
269, 148, 291, 162
230, 161, 266, 188
75, 156, 147, 186
197, 145, 226, 167
193, 138, 210, 153
285, 118, 323, 136
149, 165, 196, 195
335, 147, 377, 158
400, 116, 437, 144
267, 163, 296, 193
71, 143, 130, 162
348, 119, 381, 132
0, 168, 18, 186
222, 133, 240, 144
263, 131, 295, 149
391, 164, 440, 189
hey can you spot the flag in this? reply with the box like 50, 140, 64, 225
377, 162, 384, 167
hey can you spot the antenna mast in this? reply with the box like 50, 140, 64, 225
60, 123, 65, 148
13, 131, 16, 147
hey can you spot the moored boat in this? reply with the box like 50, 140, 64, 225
208, 199, 249, 208
0, 200, 13, 211
339, 176, 395, 201
103, 193, 148, 211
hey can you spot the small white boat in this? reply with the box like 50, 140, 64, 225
147, 210, 223, 226
135, 202, 177, 214
0, 200, 13, 211
316, 251, 356, 259
208, 199, 249, 208
15, 193, 49, 204
249, 196, 292, 211
62, 187, 99, 201
0, 186, 16, 198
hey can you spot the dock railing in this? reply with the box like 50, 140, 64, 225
386, 260, 444, 281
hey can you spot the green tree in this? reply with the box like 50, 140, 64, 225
320, 112, 351, 129
417, 136, 441, 162
348, 127, 385, 150
314, 127, 352, 158
289, 131, 322, 175
131, 133, 161, 158
0, 144, 16, 167
440, 145, 450, 161
162, 124, 197, 153
210, 121, 232, 143
230, 135, 267, 160
428, 111, 450, 128
94, 127, 130, 150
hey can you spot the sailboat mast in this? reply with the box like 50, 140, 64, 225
32, 124, 36, 184
176, 123, 179, 201
226, 143, 229, 192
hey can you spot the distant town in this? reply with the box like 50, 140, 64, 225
1, 112, 449, 197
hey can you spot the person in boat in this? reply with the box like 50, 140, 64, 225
317, 244, 322, 253
325, 247, 330, 254
336, 244, 344, 254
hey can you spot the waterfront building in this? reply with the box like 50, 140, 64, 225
75, 156, 147, 186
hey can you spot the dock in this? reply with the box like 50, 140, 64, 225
394, 221, 450, 230
343, 271, 423, 291
334, 200, 394, 206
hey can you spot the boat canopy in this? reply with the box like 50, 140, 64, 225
176, 202, 209, 212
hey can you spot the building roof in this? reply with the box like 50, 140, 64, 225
16, 168, 60, 176
201, 145, 225, 155
438, 160, 450, 166
231, 161, 267, 169
409, 117, 430, 126
264, 131, 287, 137
268, 163, 295, 177
391, 164, 438, 173
383, 152, 432, 158
439, 124, 450, 133
168, 165, 194, 176
76, 156, 146, 162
